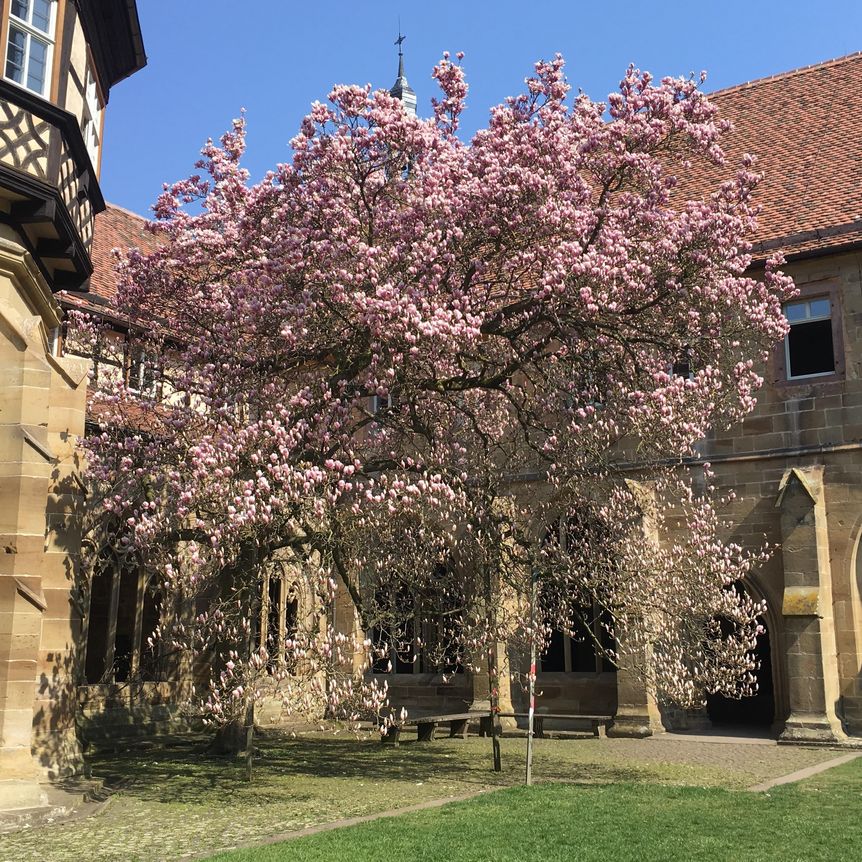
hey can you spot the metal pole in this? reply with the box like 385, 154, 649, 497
526, 569, 537, 786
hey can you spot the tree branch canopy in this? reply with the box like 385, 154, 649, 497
80, 55, 793, 726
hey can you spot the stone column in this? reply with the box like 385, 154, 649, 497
468, 641, 515, 715
0, 243, 89, 808
608, 479, 665, 737
607, 637, 664, 737
776, 467, 845, 743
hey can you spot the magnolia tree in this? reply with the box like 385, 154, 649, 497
80, 55, 793, 756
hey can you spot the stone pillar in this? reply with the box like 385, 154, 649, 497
0, 579, 47, 809
607, 637, 664, 737
468, 642, 515, 714
609, 479, 664, 737
0, 243, 89, 808
776, 467, 845, 743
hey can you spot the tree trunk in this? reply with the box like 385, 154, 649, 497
484, 563, 502, 772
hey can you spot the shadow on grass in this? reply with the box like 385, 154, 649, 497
87, 733, 660, 807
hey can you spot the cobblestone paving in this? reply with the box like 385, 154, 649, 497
0, 733, 843, 862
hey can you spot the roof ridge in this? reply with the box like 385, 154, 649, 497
708, 51, 862, 98
103, 200, 153, 223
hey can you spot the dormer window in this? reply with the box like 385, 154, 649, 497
5, 0, 56, 97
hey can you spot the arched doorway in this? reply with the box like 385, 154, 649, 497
706, 585, 775, 727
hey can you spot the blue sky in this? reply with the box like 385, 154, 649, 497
101, 1, 862, 216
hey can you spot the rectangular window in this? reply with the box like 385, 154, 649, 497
81, 63, 100, 164
784, 298, 835, 379
538, 603, 616, 674
5, 0, 56, 97
371, 390, 399, 417
127, 345, 156, 395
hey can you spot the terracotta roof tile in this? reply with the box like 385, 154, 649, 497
86, 203, 160, 302
703, 52, 862, 259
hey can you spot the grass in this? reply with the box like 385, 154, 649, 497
206, 758, 862, 862
0, 731, 847, 862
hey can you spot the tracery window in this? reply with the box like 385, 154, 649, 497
261, 565, 300, 674
84, 548, 164, 684
370, 571, 464, 675
538, 514, 616, 674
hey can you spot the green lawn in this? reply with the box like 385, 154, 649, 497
0, 732, 848, 862
207, 758, 862, 862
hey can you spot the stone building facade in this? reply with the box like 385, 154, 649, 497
0, 0, 145, 810
672, 54, 862, 742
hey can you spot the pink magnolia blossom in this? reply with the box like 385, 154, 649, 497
79, 55, 794, 735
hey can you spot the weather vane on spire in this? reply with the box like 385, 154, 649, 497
390, 21, 416, 116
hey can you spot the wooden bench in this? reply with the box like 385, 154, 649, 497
380, 711, 487, 745
487, 712, 613, 739
381, 710, 613, 744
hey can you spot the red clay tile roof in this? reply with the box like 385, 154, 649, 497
87, 203, 161, 301
705, 52, 862, 260
57, 202, 161, 321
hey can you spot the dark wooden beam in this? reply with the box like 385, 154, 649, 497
37, 238, 75, 258
11, 198, 57, 223
52, 268, 88, 291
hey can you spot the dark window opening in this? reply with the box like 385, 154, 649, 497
84, 550, 165, 685
784, 298, 835, 379
371, 581, 463, 674
137, 585, 162, 681
541, 628, 567, 672
284, 587, 299, 674
539, 604, 616, 674
266, 576, 281, 673
787, 320, 834, 377
112, 565, 139, 682
671, 344, 694, 379
370, 588, 414, 673
84, 565, 111, 683
539, 515, 617, 674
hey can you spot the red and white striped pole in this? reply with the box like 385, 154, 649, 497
526, 569, 537, 786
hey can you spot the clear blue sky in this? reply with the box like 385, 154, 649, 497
100, 1, 862, 217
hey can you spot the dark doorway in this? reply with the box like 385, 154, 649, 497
706, 615, 775, 727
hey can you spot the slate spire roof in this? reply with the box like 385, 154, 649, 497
389, 30, 417, 117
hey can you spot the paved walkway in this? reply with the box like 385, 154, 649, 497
747, 751, 861, 791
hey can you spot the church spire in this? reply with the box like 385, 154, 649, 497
389, 28, 417, 117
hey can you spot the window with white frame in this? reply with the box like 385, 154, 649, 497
81, 63, 100, 164
783, 298, 835, 379
371, 390, 399, 417
5, 0, 56, 97
127, 344, 156, 395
